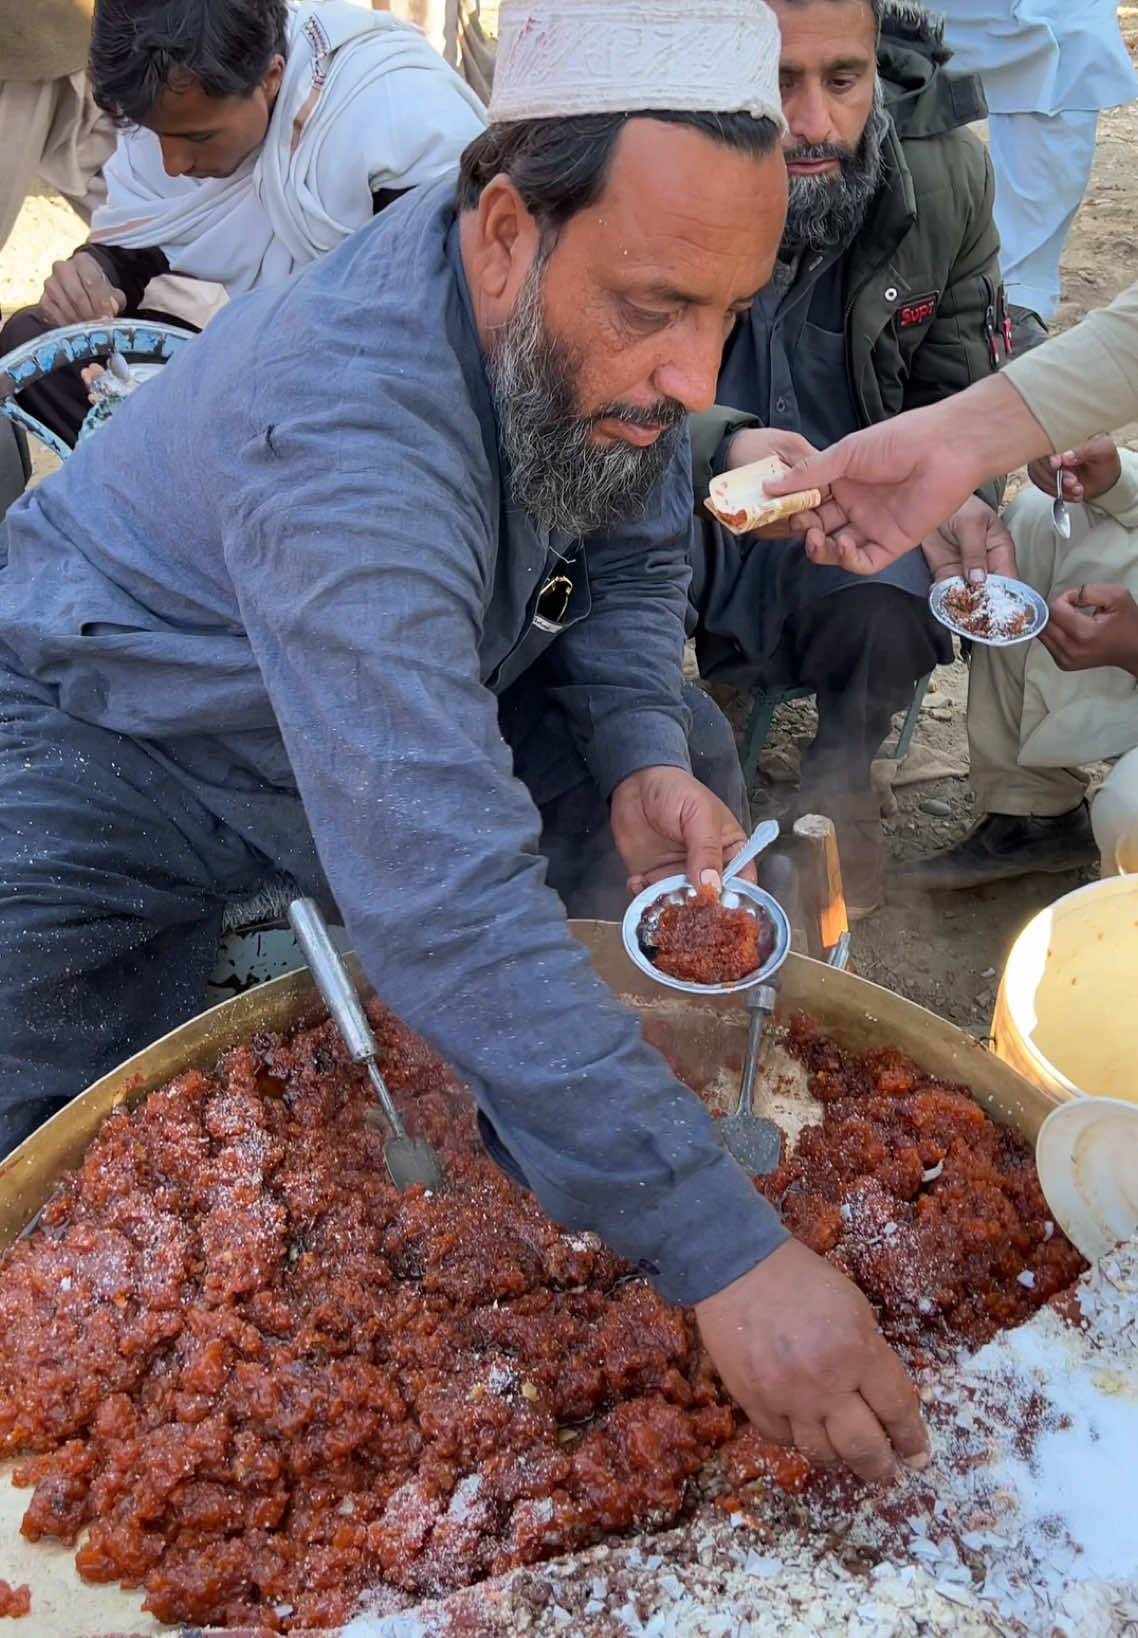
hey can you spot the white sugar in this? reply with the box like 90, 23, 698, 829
965, 1306, 1138, 1583
940, 575, 1035, 639
972, 578, 1027, 629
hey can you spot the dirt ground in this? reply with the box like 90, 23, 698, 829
2, 40, 1136, 1031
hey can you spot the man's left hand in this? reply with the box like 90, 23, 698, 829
1041, 584, 1138, 676
1028, 438, 1122, 505
723, 428, 828, 541
610, 766, 750, 897
921, 493, 1017, 585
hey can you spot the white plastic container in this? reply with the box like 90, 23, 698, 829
1092, 746, 1138, 876
992, 874, 1138, 1104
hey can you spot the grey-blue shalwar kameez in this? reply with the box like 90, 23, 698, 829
0, 180, 784, 1305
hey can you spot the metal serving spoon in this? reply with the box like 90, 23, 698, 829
719, 979, 784, 1175
716, 848, 795, 1177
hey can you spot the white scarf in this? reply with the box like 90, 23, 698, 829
90, 1, 485, 294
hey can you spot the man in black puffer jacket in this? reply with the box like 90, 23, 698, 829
688, 0, 1011, 914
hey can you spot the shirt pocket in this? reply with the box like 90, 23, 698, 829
487, 558, 592, 695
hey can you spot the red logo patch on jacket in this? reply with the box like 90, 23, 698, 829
898, 292, 939, 328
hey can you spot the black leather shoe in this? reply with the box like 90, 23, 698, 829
898, 804, 1097, 892
1008, 304, 1049, 357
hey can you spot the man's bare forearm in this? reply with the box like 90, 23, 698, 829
1004, 281, 1138, 454
939, 373, 1054, 492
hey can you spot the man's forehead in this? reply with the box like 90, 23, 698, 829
771, 0, 878, 61
147, 78, 230, 134
572, 122, 783, 298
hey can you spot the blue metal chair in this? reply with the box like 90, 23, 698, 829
0, 318, 192, 460
740, 672, 933, 787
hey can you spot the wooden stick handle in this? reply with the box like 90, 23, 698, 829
792, 814, 849, 961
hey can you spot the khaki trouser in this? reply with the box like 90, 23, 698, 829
0, 70, 114, 250
968, 481, 1138, 817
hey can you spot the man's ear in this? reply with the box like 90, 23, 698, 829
468, 174, 543, 303
262, 54, 286, 102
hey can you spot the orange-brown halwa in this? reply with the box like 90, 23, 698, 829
0, 1009, 1082, 1629
652, 884, 773, 985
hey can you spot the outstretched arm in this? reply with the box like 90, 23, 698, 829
768, 280, 1138, 577
765, 373, 1050, 577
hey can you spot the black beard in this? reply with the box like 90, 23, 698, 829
485, 259, 687, 538
782, 89, 890, 255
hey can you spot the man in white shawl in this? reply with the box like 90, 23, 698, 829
0, 0, 486, 443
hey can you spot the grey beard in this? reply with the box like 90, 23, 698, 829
783, 88, 890, 255
486, 259, 686, 538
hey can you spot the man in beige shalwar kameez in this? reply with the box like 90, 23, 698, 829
910, 437, 1138, 886
0, 0, 113, 248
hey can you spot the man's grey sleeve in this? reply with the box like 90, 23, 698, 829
226, 418, 788, 1306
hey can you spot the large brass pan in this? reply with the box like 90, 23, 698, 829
0, 922, 1058, 1250
0, 923, 1062, 1638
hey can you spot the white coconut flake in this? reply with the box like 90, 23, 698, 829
447, 1474, 483, 1525
743, 1552, 783, 1577
487, 1364, 517, 1395
343, 1615, 437, 1638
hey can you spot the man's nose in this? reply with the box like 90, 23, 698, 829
159, 140, 196, 178
651, 326, 723, 416
785, 83, 833, 149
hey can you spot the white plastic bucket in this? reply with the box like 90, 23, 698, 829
992, 874, 1138, 1104
1092, 747, 1138, 877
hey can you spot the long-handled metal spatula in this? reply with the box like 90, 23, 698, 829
288, 899, 445, 1192
719, 980, 783, 1175
716, 851, 798, 1177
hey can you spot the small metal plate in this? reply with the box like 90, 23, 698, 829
929, 572, 1049, 648
622, 875, 791, 996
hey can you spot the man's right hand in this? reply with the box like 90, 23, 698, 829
763, 374, 1052, 576
39, 252, 126, 327
695, 1239, 930, 1484
726, 427, 819, 473
1041, 584, 1138, 676
921, 493, 1018, 585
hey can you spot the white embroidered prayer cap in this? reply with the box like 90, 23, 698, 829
488, 0, 788, 133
